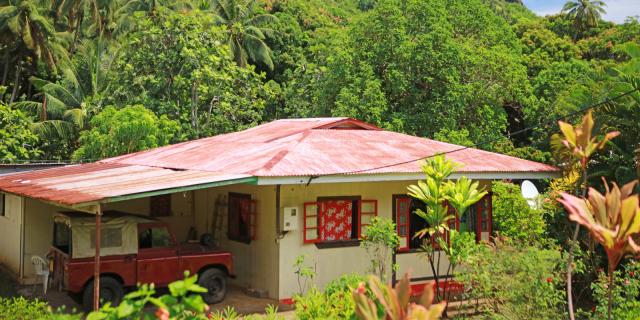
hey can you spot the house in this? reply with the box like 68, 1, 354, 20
0, 118, 557, 302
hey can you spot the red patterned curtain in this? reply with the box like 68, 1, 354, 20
319, 200, 353, 241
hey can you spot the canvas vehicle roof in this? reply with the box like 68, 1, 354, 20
53, 211, 154, 259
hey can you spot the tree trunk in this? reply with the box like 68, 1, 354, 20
9, 63, 22, 104
72, 11, 84, 53
191, 81, 199, 136
566, 224, 580, 320
41, 95, 47, 122
566, 166, 589, 320
1, 52, 9, 86
607, 267, 614, 320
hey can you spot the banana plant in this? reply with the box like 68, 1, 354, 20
558, 179, 640, 320
353, 273, 444, 320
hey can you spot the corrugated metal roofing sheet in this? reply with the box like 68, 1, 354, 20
0, 162, 252, 206
103, 119, 557, 175
0, 117, 558, 206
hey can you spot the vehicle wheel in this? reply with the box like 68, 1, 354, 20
82, 277, 124, 311
198, 268, 227, 304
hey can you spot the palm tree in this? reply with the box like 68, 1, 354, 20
206, 0, 278, 70
0, 0, 72, 102
11, 39, 113, 158
562, 0, 607, 38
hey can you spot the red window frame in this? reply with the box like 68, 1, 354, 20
303, 202, 320, 243
394, 196, 460, 251
396, 197, 411, 252
358, 200, 378, 239
474, 193, 492, 242
303, 199, 377, 244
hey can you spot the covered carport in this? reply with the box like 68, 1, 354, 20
0, 162, 255, 310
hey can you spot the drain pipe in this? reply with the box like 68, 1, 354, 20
275, 185, 284, 241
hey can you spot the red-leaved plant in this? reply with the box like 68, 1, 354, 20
551, 110, 619, 320
558, 180, 640, 320
353, 273, 445, 320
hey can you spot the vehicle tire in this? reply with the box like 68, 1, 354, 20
82, 277, 124, 311
198, 268, 227, 304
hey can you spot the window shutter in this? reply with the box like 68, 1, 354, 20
358, 200, 378, 239
303, 202, 320, 243
396, 198, 411, 251
249, 200, 257, 240
476, 193, 492, 242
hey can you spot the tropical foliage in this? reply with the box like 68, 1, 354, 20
492, 181, 547, 243
72, 105, 179, 161
0, 99, 41, 161
0, 0, 639, 318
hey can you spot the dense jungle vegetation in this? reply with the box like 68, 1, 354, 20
0, 0, 637, 174
1, 0, 640, 318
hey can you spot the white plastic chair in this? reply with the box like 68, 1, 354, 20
31, 255, 50, 295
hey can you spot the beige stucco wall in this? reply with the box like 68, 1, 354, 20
13, 178, 489, 298
0, 193, 24, 276
192, 184, 279, 299
276, 180, 491, 299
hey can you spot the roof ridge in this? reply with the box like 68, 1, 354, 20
252, 130, 313, 175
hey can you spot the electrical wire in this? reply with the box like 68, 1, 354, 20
1, 87, 638, 167
319, 87, 640, 176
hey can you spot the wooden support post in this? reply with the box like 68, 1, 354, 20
93, 205, 102, 311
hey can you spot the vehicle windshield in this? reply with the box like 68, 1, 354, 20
53, 221, 71, 254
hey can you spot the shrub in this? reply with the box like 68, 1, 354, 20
361, 217, 399, 282
325, 273, 367, 296
294, 287, 357, 320
590, 260, 640, 320
293, 254, 316, 295
492, 181, 547, 243
294, 273, 370, 319
456, 238, 566, 320
0, 297, 50, 320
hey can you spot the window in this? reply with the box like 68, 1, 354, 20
228, 193, 256, 243
150, 194, 172, 217
460, 193, 492, 242
303, 197, 378, 244
394, 193, 492, 251
139, 226, 173, 249
53, 222, 71, 254
394, 196, 429, 251
90, 227, 123, 249
0, 193, 5, 217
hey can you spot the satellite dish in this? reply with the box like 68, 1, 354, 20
521, 180, 540, 209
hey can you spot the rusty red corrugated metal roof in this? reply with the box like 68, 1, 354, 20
0, 118, 558, 206
102, 118, 557, 175
0, 162, 252, 206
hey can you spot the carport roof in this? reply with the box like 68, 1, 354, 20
0, 117, 558, 207
0, 162, 254, 207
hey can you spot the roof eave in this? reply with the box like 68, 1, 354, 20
1, 176, 258, 211
256, 171, 560, 185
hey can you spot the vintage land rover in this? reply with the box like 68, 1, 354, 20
49, 211, 233, 310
